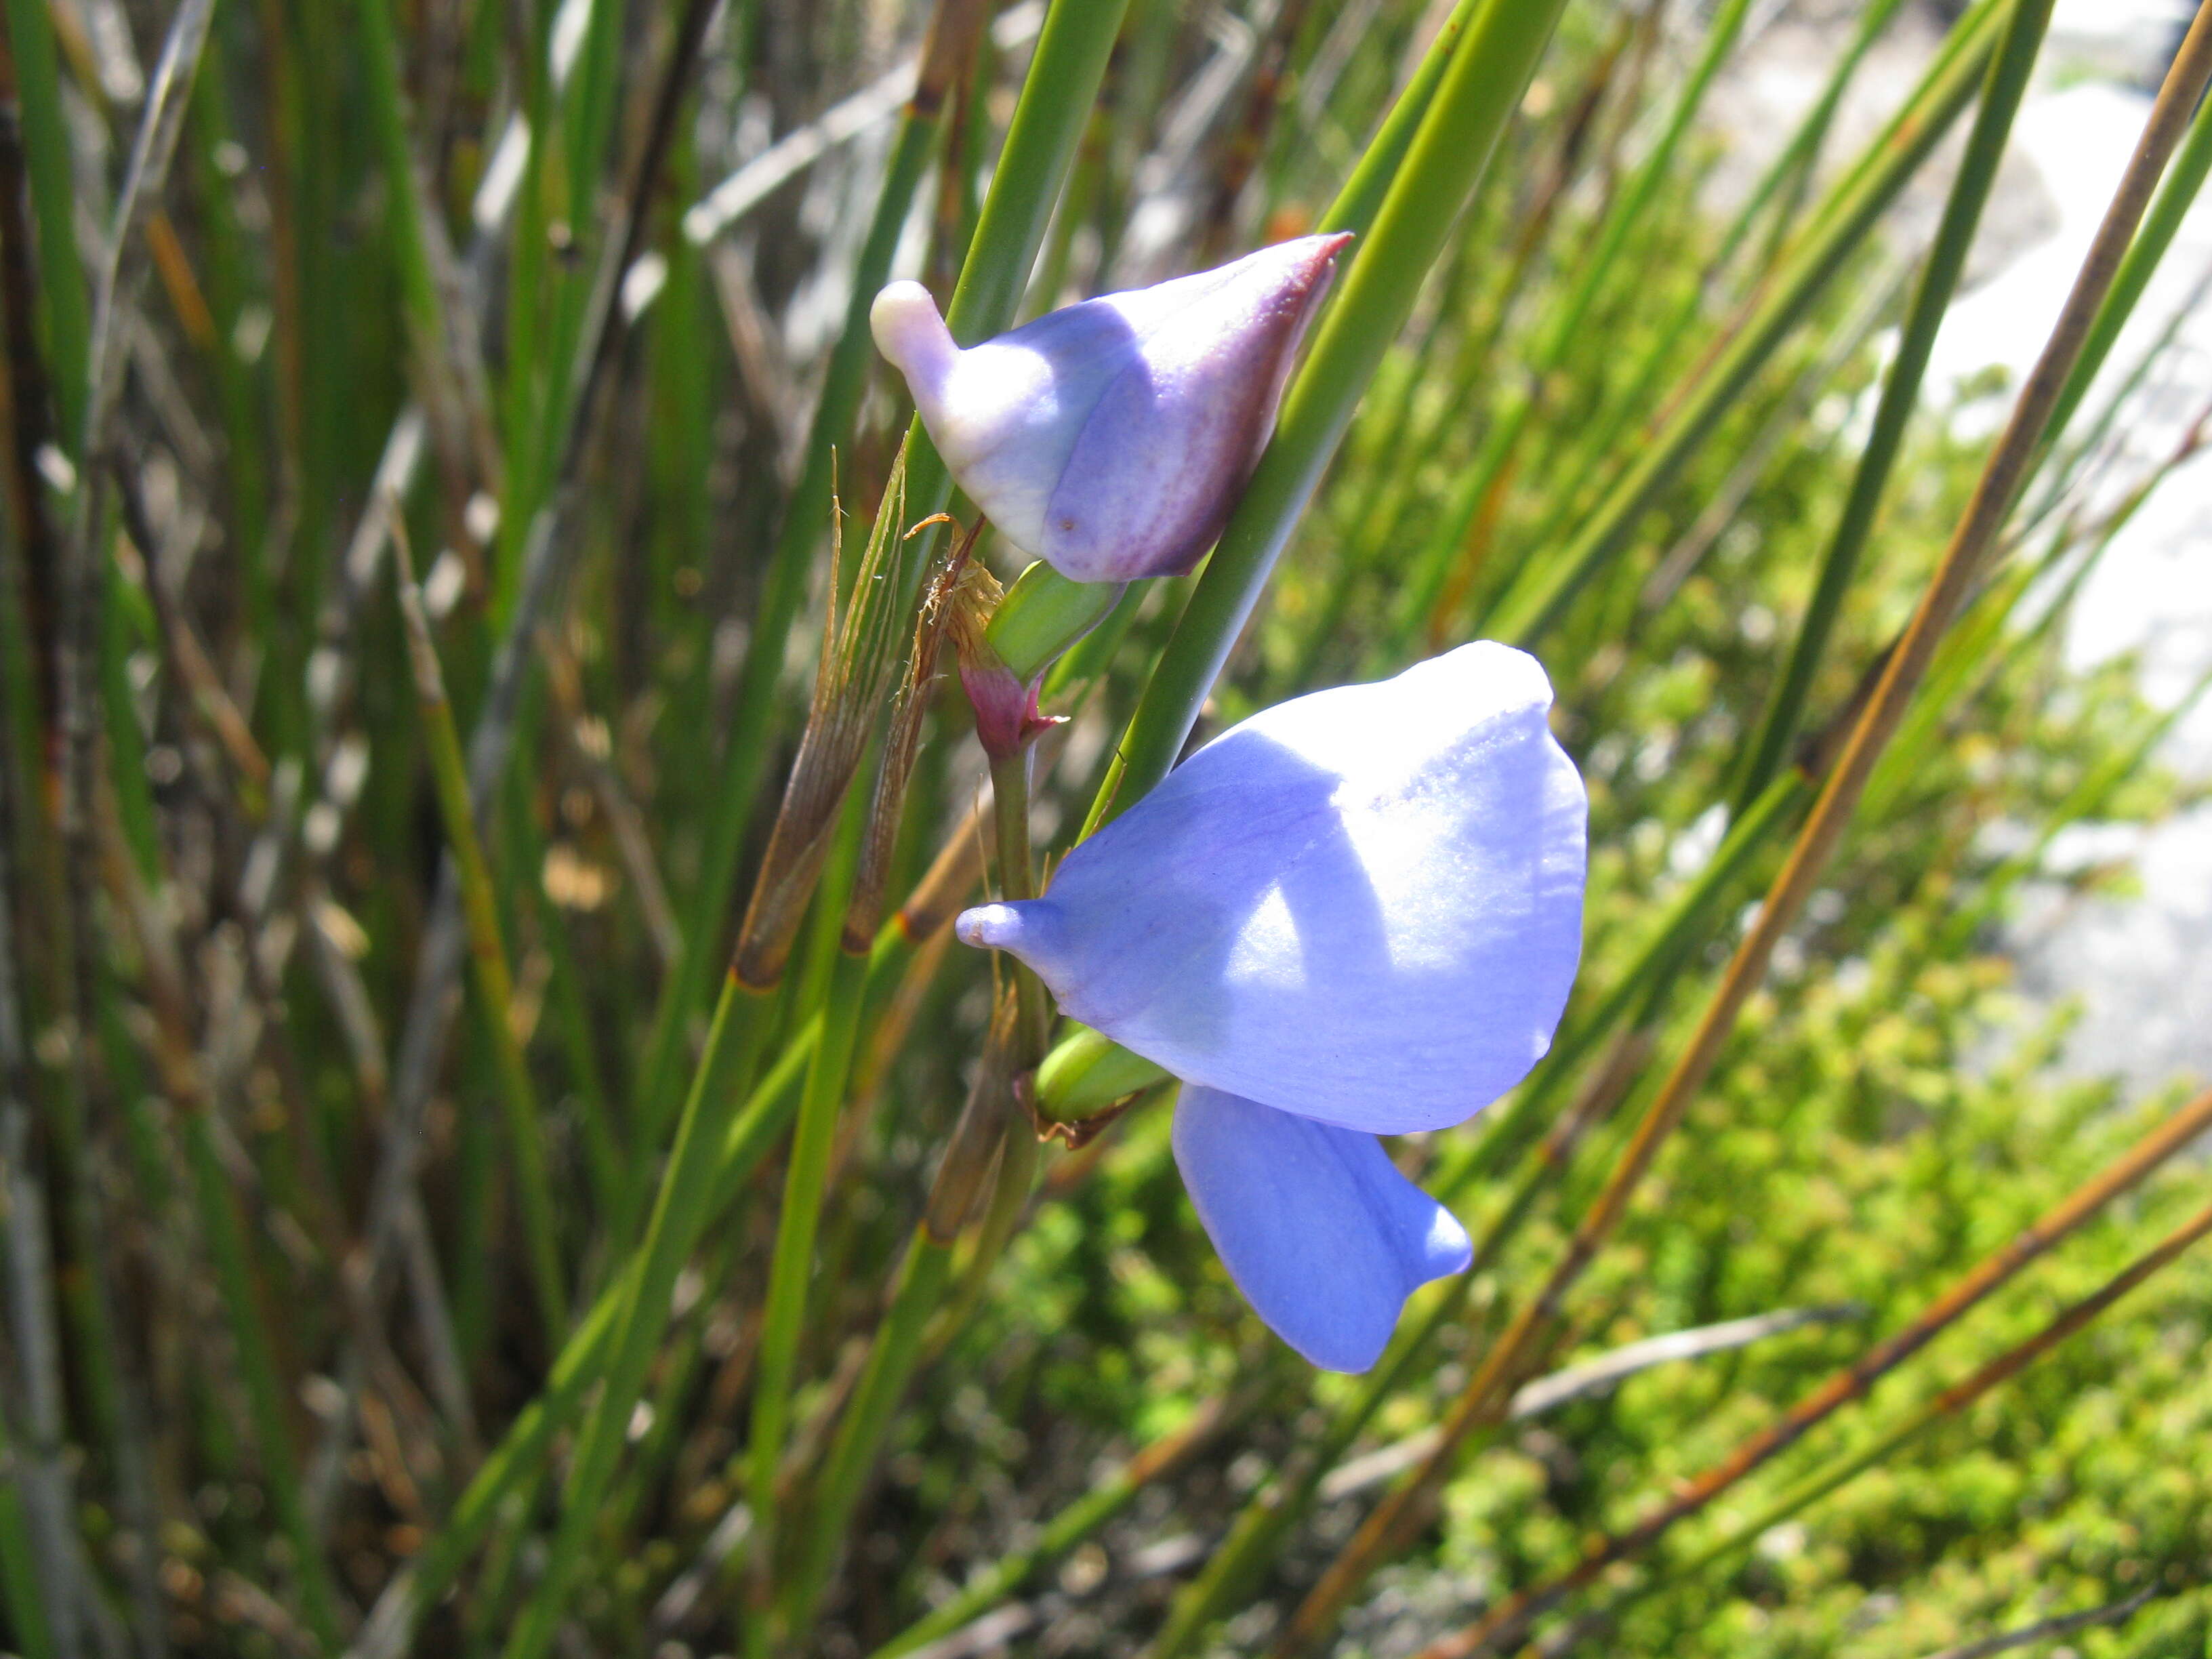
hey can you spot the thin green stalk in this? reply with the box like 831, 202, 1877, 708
0, 0, 89, 442
1479, 0, 2011, 646
1391, 0, 1755, 643
2038, 56, 2212, 457
743, 922, 873, 1652
783, 1225, 958, 1626
394, 525, 568, 1343
499, 971, 776, 1659
1091, 0, 1573, 830
183, 1114, 344, 1647
351, 1010, 823, 1659
0, 1408, 54, 1659
1730, 0, 2057, 815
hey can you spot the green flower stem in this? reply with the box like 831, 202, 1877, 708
1479, 0, 2011, 646
1729, 0, 2056, 815
989, 747, 1052, 1043
394, 534, 568, 1343
1391, 0, 1756, 642
1090, 0, 1572, 829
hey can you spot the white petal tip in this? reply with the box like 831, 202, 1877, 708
954, 902, 1022, 951
870, 281, 953, 377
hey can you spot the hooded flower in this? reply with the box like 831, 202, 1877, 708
955, 642, 1587, 1370
871, 234, 1349, 583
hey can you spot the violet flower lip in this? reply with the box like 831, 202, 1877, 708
956, 642, 1589, 1371
871, 233, 1350, 583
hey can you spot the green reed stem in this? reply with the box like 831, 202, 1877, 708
501, 970, 775, 1659
744, 922, 872, 1652
394, 530, 568, 1343
1480, 0, 2011, 646
183, 1111, 345, 1647
353, 0, 448, 394
785, 1223, 958, 1625
0, 0, 89, 443
1090, 0, 1571, 830
1730, 0, 2055, 815
353, 1008, 825, 1658
1391, 0, 1755, 642
0, 1411, 54, 1659
2039, 66, 2212, 457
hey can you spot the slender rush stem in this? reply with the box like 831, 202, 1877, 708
1391, 0, 1756, 643
392, 516, 568, 1343
1478, 0, 2009, 644
743, 927, 872, 1652
1730, 0, 2055, 813
500, 972, 775, 1659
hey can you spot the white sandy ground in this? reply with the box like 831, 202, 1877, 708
1923, 0, 2212, 1092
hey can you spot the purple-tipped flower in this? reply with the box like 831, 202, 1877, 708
871, 234, 1349, 583
956, 643, 1587, 1370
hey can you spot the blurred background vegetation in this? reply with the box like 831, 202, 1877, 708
2, 0, 2211, 1656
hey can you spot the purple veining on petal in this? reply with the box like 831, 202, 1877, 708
954, 642, 1588, 1135
872, 234, 1349, 582
1172, 1084, 1471, 1372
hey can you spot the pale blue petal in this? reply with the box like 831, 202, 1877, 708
957, 642, 1586, 1134
872, 236, 1345, 581
1172, 1085, 1470, 1372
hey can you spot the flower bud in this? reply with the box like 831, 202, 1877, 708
945, 558, 1061, 762
871, 233, 1350, 583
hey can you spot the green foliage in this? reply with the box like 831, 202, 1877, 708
0, 1, 2207, 1657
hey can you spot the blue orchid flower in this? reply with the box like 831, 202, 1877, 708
956, 642, 1588, 1371
872, 234, 1349, 583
